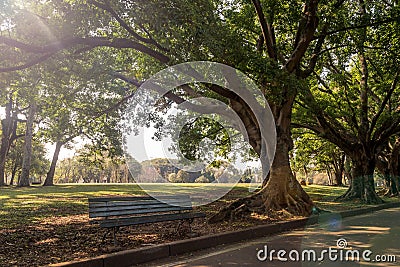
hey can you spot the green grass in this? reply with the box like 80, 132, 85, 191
0, 183, 250, 228
303, 185, 399, 211
0, 183, 398, 229
0, 184, 145, 228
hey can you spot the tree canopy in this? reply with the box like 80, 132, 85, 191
1, 0, 399, 221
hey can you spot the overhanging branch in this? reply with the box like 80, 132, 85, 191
0, 36, 170, 72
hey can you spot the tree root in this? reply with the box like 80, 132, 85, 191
336, 187, 384, 204
208, 186, 314, 223
208, 194, 261, 223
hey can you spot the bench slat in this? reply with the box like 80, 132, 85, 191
88, 195, 205, 232
88, 195, 190, 203
99, 212, 206, 228
89, 206, 189, 218
88, 198, 192, 209
89, 202, 191, 214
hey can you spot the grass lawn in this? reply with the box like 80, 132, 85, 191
0, 183, 398, 266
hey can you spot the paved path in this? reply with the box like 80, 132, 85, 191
142, 207, 400, 267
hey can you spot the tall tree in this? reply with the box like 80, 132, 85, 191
294, 0, 400, 203
18, 101, 36, 187
0, 94, 19, 185
376, 137, 400, 196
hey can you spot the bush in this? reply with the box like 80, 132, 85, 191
176, 170, 190, 183
168, 173, 182, 183
195, 175, 209, 183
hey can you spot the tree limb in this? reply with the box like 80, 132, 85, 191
0, 53, 55, 72
251, 0, 276, 60
88, 0, 168, 52
368, 68, 400, 140
322, 17, 400, 37
285, 0, 319, 73
0, 36, 170, 72
300, 23, 328, 78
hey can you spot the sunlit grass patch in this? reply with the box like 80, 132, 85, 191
0, 183, 398, 229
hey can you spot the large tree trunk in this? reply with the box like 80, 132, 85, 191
18, 103, 36, 187
337, 155, 383, 204
334, 171, 343, 186
260, 128, 314, 215
43, 141, 63, 186
376, 153, 398, 196
209, 96, 314, 223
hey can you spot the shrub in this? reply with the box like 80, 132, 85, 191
168, 173, 181, 183
195, 175, 209, 183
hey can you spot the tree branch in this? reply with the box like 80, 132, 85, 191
291, 122, 323, 133
300, 23, 328, 78
285, 0, 319, 73
251, 0, 276, 60
0, 53, 55, 72
0, 36, 170, 72
322, 17, 400, 37
300, 86, 357, 154
369, 68, 400, 140
88, 0, 169, 52
312, 71, 333, 94
111, 71, 143, 87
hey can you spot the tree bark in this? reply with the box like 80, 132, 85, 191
261, 123, 314, 215
388, 138, 400, 195
337, 155, 383, 204
0, 97, 18, 186
326, 167, 333, 185
43, 141, 63, 186
0, 122, 9, 185
10, 159, 19, 185
18, 103, 37, 187
333, 154, 345, 186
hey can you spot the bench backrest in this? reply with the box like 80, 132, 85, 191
88, 195, 193, 219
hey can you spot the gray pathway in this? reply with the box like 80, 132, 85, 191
142, 207, 400, 267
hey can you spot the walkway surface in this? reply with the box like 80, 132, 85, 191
142, 207, 400, 267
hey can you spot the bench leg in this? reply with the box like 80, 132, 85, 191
102, 228, 111, 243
176, 220, 184, 233
101, 227, 120, 245
187, 218, 194, 233
113, 226, 120, 246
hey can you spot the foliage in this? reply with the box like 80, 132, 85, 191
195, 175, 210, 183
167, 172, 179, 183
5, 138, 49, 184
292, 130, 344, 176
54, 146, 134, 183
176, 169, 190, 183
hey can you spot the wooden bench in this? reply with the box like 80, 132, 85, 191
88, 195, 205, 244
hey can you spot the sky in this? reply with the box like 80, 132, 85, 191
1, 106, 262, 171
